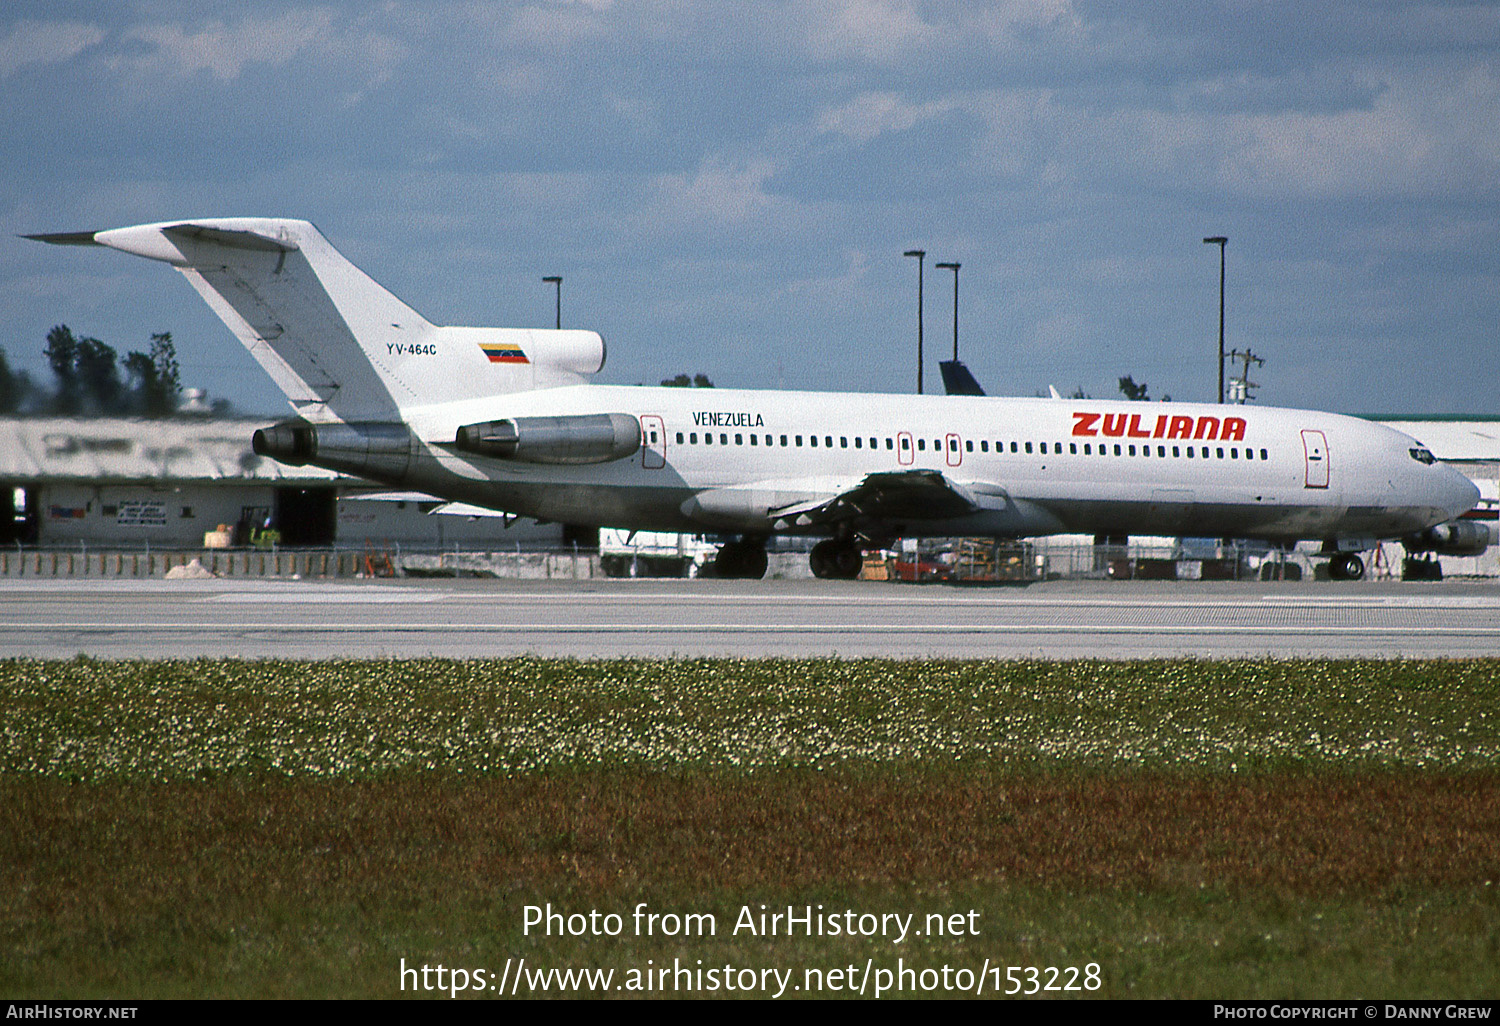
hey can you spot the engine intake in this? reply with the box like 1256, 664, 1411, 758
455, 413, 641, 465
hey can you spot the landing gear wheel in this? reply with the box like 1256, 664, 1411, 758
810, 539, 862, 580
1328, 553, 1365, 581
713, 539, 768, 580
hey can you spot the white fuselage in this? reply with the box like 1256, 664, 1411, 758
391, 386, 1476, 544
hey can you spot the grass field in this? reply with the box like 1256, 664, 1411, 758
3, 657, 1499, 999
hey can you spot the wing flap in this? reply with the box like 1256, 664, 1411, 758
768, 469, 982, 529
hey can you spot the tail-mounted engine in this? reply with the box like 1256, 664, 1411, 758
252, 419, 414, 480
454, 413, 641, 465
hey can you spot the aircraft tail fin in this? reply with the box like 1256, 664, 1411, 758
28, 219, 604, 421
938, 359, 986, 397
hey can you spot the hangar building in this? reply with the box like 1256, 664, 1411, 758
0, 417, 567, 551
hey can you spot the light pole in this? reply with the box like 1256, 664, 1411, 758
1203, 236, 1227, 404
542, 275, 562, 329
935, 261, 960, 360
903, 249, 926, 393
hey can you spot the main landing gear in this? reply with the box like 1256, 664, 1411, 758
809, 539, 863, 580
1327, 552, 1366, 581
713, 537, 768, 579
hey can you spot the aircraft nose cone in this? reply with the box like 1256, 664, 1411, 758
1443, 465, 1480, 518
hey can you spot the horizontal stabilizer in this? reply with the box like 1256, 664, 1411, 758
23, 231, 102, 246
162, 223, 297, 254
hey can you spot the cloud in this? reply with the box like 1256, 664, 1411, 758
647, 156, 783, 228
0, 20, 104, 78
802, 0, 939, 63
814, 91, 958, 145
118, 9, 335, 80
110, 7, 403, 88
1218, 64, 1500, 199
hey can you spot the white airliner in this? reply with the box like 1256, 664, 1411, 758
30, 218, 1487, 580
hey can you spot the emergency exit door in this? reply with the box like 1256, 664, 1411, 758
1301, 429, 1329, 489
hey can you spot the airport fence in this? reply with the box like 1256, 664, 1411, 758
0, 539, 1485, 582
0, 544, 605, 580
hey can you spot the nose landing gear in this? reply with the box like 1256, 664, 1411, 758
1327, 552, 1365, 581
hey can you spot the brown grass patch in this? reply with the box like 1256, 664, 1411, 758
6, 770, 1497, 908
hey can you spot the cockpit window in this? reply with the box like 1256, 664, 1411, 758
1409, 447, 1435, 465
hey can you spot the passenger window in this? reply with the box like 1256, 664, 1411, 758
965, 440, 973, 452
705, 433, 712, 445
826, 436, 834, 448
981, 441, 989, 453
1260, 449, 1268, 460
796, 435, 803, 446
781, 435, 788, 446
1217, 447, 1224, 458
918, 439, 926, 451
749, 434, 757, 446
1083, 443, 1091, 455
900, 437, 909, 450
676, 432, 684, 443
1231, 448, 1238, 458
1069, 443, 1077, 454
810, 436, 818, 447
1025, 442, 1033, 454
1186, 446, 1194, 458
1172, 446, 1180, 457
1113, 444, 1121, 456
871, 438, 878, 449
841, 437, 848, 448
1010, 442, 1018, 453
735, 434, 743, 445
1128, 445, 1136, 456
1157, 446, 1165, 457
854, 437, 862, 449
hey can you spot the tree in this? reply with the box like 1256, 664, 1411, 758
74, 336, 122, 412
0, 346, 35, 414
661, 373, 714, 388
44, 325, 81, 413
125, 332, 181, 416
1117, 375, 1150, 401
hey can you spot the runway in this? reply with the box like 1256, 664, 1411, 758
3, 577, 1499, 659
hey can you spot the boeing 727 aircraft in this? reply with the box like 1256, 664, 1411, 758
29, 218, 1487, 580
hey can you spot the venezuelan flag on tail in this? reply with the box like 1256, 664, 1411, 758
480, 342, 529, 364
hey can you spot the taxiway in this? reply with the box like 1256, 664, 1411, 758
3, 577, 1498, 659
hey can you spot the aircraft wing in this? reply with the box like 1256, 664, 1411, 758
769, 469, 982, 530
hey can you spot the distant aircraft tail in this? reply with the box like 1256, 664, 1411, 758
938, 359, 986, 396
27, 219, 604, 421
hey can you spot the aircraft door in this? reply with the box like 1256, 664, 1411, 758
946, 433, 962, 467
897, 431, 914, 467
641, 415, 666, 470
1301, 429, 1329, 489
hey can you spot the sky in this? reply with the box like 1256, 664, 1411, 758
2, 0, 1498, 416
